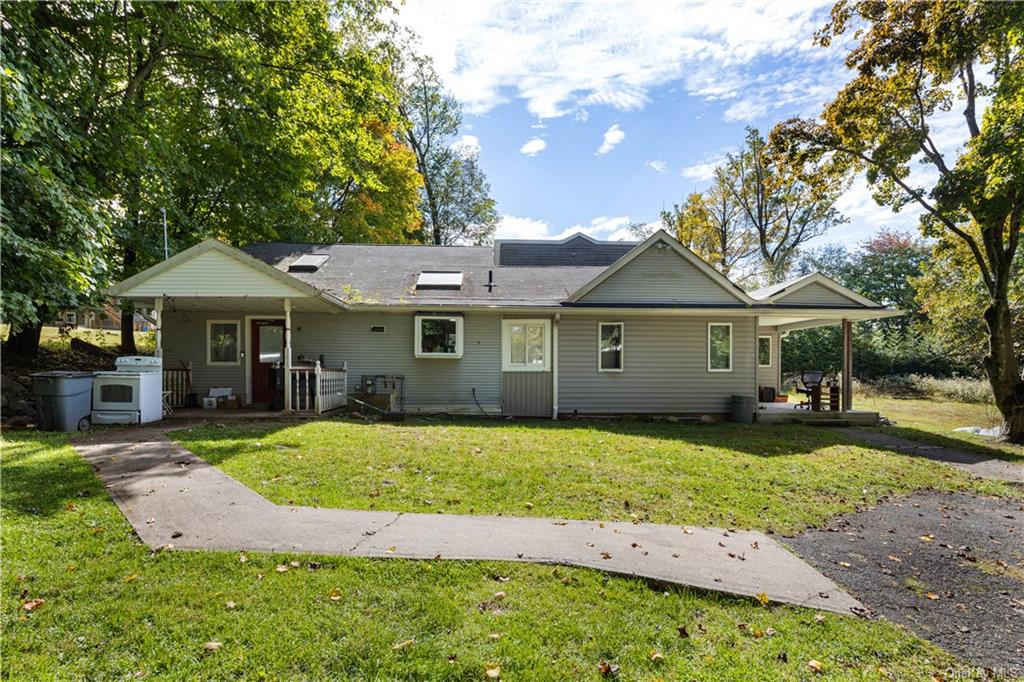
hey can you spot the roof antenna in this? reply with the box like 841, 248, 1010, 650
486, 270, 496, 293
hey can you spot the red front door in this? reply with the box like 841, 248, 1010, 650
251, 319, 285, 404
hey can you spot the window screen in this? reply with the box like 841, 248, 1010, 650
708, 324, 732, 371
599, 323, 623, 371
208, 321, 239, 364
417, 317, 460, 356
758, 336, 771, 367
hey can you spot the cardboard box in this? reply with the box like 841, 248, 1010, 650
218, 396, 239, 409
202, 397, 218, 409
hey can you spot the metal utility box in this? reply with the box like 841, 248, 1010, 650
30, 371, 95, 432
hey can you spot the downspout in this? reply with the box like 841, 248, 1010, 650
552, 313, 560, 420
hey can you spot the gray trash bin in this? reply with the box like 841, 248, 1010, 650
31, 371, 95, 432
729, 394, 754, 424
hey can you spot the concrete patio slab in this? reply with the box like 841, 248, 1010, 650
72, 427, 863, 615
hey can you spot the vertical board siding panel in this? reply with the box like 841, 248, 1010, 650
291, 311, 501, 410
557, 316, 755, 414
161, 312, 245, 399
501, 372, 553, 417
578, 248, 740, 304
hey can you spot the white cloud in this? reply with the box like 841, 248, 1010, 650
595, 124, 625, 155
494, 215, 553, 240
645, 160, 668, 174
397, 0, 838, 121
495, 214, 653, 242
519, 137, 547, 156
451, 134, 481, 157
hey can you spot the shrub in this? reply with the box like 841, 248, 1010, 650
853, 375, 994, 404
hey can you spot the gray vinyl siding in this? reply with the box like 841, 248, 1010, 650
502, 372, 553, 417
778, 282, 861, 307
290, 311, 501, 410
578, 248, 741, 305
557, 316, 756, 414
161, 312, 246, 398
756, 330, 781, 394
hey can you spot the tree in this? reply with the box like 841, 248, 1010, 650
2, 1, 418, 356
399, 52, 498, 245
721, 128, 847, 284
662, 170, 756, 281
773, 1, 1024, 440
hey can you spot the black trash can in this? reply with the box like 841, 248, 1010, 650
31, 371, 95, 431
729, 394, 755, 424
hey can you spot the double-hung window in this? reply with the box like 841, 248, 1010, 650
707, 322, 733, 372
415, 315, 463, 358
502, 319, 550, 371
207, 320, 241, 366
598, 322, 624, 372
758, 335, 772, 368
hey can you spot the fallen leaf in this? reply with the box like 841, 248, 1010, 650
756, 592, 770, 607
887, 555, 902, 563
814, 614, 826, 623
386, 546, 396, 553
919, 535, 934, 543
597, 660, 619, 677
226, 601, 236, 609
488, 633, 502, 640
493, 591, 506, 601
329, 588, 342, 602
601, 552, 612, 560
485, 663, 501, 679
123, 574, 138, 583
202, 641, 222, 652
764, 627, 776, 637
66, 502, 77, 512
925, 593, 940, 600
838, 561, 851, 568
171, 531, 182, 539
807, 660, 823, 674
677, 625, 689, 638
145, 517, 155, 524
392, 638, 414, 650
22, 599, 44, 612
238, 554, 248, 563
649, 651, 665, 663
682, 527, 693, 534
289, 561, 300, 568
275, 565, 289, 573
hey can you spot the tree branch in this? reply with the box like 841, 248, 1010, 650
959, 63, 981, 139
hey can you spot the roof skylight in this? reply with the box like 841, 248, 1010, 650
416, 271, 463, 290
288, 254, 329, 272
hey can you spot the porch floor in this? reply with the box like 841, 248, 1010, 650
757, 401, 879, 426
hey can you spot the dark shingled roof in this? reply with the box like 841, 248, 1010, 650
241, 241, 607, 307
495, 234, 637, 266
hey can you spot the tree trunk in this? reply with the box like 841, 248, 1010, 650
6, 322, 43, 357
982, 296, 1024, 442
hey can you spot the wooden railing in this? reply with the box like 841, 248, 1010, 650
290, 362, 347, 414
162, 363, 192, 408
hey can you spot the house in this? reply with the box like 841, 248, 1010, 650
107, 230, 901, 420
54, 304, 152, 331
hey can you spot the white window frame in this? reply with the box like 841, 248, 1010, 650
597, 321, 624, 373
414, 315, 463, 359
501, 319, 551, 372
758, 335, 772, 368
64, 312, 77, 324
707, 322, 733, 372
207, 319, 241, 366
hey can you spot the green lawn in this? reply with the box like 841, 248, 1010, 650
857, 395, 1024, 463
1, 432, 971, 679
172, 419, 1019, 535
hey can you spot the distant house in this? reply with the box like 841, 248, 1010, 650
107, 230, 900, 419
55, 304, 152, 332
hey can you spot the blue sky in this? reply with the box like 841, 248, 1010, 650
398, 1, 930, 245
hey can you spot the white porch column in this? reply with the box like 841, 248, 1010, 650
841, 318, 853, 411
551, 313, 559, 420
154, 296, 163, 359
284, 298, 292, 412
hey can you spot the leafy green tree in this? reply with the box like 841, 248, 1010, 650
773, 1, 1024, 440
721, 128, 847, 284
2, 1, 418, 355
399, 52, 498, 245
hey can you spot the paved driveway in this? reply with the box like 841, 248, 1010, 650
73, 425, 861, 615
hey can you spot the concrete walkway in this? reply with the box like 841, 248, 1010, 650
845, 429, 1024, 483
72, 427, 862, 615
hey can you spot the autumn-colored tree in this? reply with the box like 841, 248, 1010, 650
773, 1, 1024, 440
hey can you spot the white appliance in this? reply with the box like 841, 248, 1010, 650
91, 356, 163, 425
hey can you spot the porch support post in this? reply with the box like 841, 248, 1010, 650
552, 313, 559, 420
841, 318, 853, 411
284, 298, 292, 413
154, 296, 163, 359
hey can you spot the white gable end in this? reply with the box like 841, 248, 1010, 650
578, 247, 742, 305
774, 282, 866, 307
118, 249, 308, 298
